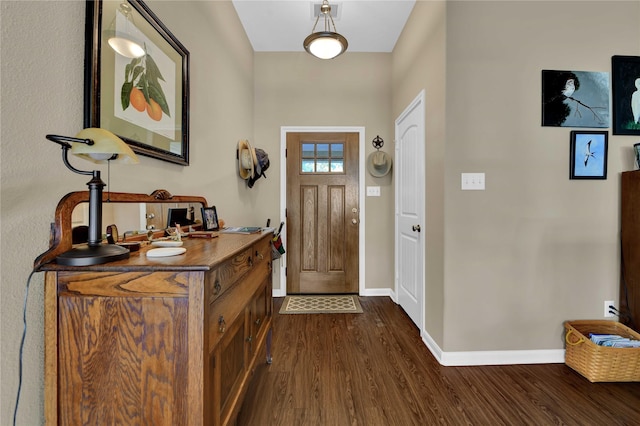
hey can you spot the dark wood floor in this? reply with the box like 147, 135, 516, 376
237, 296, 640, 425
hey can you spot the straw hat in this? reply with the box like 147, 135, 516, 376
238, 139, 254, 180
367, 151, 392, 177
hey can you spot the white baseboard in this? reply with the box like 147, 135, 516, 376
360, 288, 393, 297
421, 328, 565, 366
273, 288, 393, 298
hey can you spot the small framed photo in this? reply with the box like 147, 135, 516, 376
634, 143, 640, 169
570, 131, 608, 180
201, 206, 219, 231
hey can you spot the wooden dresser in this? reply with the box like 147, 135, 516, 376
620, 171, 640, 332
36, 191, 273, 425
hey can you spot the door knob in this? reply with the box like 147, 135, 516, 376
352, 218, 358, 225
412, 225, 421, 232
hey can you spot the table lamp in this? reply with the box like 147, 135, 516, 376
46, 128, 139, 266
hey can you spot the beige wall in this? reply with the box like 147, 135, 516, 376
253, 52, 394, 292
392, 0, 640, 352
392, 0, 447, 345
1, 1, 254, 424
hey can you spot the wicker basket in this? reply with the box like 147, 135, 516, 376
564, 320, 640, 382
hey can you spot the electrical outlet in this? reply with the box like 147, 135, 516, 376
604, 300, 615, 318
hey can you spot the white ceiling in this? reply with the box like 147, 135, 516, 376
232, 1, 416, 53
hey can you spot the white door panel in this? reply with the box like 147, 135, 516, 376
395, 91, 425, 331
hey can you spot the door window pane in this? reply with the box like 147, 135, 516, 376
302, 144, 315, 158
331, 143, 343, 158
300, 142, 345, 174
316, 160, 329, 172
316, 144, 329, 158
301, 159, 315, 173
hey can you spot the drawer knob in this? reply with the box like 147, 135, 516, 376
218, 315, 226, 333
248, 256, 253, 267
255, 250, 264, 260
255, 318, 261, 326
214, 279, 221, 295
246, 336, 253, 343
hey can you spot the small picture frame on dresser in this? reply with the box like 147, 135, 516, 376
201, 206, 219, 231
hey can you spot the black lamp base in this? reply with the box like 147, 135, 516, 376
56, 243, 130, 266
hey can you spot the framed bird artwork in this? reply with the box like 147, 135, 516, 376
542, 70, 610, 128
612, 55, 640, 135
569, 130, 608, 180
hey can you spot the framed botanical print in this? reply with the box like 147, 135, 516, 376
85, 0, 190, 165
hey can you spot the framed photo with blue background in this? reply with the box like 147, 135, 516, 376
570, 131, 608, 180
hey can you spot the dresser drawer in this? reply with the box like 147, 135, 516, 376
207, 246, 253, 304
252, 237, 271, 268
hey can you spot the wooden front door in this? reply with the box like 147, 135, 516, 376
286, 132, 359, 294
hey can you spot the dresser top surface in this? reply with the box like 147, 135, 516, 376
40, 232, 272, 273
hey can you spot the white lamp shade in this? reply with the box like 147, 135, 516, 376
72, 128, 139, 164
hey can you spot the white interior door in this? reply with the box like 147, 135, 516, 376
395, 91, 425, 331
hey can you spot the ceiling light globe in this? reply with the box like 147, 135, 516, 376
304, 32, 348, 60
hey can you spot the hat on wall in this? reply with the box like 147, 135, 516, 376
238, 139, 254, 180
248, 147, 270, 188
367, 151, 392, 177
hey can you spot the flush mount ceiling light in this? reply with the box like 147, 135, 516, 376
303, 0, 348, 60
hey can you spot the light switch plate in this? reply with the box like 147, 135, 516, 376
366, 186, 381, 197
461, 173, 485, 190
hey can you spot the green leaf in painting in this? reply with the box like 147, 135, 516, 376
119, 52, 172, 117
148, 83, 171, 116
137, 74, 150, 103
145, 55, 165, 82
121, 81, 133, 110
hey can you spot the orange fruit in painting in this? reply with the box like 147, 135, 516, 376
146, 98, 162, 121
130, 87, 146, 112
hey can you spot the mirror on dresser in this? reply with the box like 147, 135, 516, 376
72, 199, 205, 238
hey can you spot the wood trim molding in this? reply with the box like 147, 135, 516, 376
34, 190, 208, 271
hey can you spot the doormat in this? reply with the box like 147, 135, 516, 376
279, 295, 363, 314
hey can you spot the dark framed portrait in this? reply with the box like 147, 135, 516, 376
541, 70, 609, 128
612, 55, 640, 135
